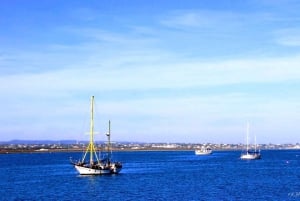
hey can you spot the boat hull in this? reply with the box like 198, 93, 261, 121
240, 153, 261, 160
195, 150, 212, 155
74, 164, 122, 175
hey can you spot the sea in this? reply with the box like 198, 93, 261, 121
1, 150, 300, 201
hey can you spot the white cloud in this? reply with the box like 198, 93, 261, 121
1, 53, 300, 97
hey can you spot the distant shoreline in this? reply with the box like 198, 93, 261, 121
1, 147, 299, 154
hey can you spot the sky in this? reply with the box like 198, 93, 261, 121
0, 0, 300, 144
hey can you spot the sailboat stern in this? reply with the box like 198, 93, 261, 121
110, 162, 122, 174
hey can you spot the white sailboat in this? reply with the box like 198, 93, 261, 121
71, 96, 122, 175
240, 122, 261, 160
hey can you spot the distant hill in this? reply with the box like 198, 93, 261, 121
0, 139, 137, 145
0, 140, 81, 145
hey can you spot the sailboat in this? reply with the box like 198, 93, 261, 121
240, 122, 261, 160
71, 96, 122, 175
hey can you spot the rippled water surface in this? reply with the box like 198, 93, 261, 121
1, 150, 300, 200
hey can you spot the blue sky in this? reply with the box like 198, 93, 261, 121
1, 0, 300, 143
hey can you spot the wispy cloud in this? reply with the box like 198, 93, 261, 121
274, 28, 300, 46
159, 10, 269, 30
2, 53, 300, 95
1, 49, 300, 142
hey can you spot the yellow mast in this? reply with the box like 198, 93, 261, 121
81, 96, 99, 164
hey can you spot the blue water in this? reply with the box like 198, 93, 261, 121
1, 150, 300, 200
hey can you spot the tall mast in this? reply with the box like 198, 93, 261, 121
246, 122, 249, 152
90, 96, 94, 164
106, 120, 111, 161
254, 135, 257, 152
81, 96, 99, 164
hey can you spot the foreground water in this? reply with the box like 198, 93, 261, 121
1, 150, 300, 200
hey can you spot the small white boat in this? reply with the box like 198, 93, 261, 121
240, 122, 261, 160
195, 147, 212, 155
71, 96, 122, 175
